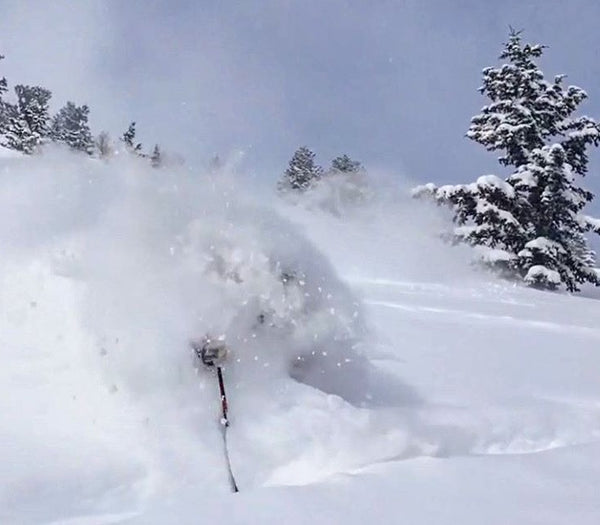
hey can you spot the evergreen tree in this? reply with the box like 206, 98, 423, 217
510, 144, 600, 290
121, 121, 143, 154
95, 131, 113, 158
0, 55, 6, 98
278, 146, 322, 191
414, 31, 600, 292
413, 175, 525, 276
467, 30, 596, 171
0, 54, 8, 133
151, 144, 161, 168
3, 85, 52, 153
50, 101, 94, 154
330, 154, 362, 174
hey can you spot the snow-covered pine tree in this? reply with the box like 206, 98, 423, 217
121, 121, 143, 155
330, 154, 362, 174
0, 55, 6, 98
467, 29, 596, 172
509, 144, 600, 290
122, 122, 135, 148
3, 85, 52, 153
50, 102, 94, 154
278, 146, 323, 192
0, 54, 8, 134
413, 30, 600, 292
413, 175, 525, 275
151, 144, 161, 168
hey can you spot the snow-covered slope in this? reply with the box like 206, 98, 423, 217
0, 145, 22, 158
1, 150, 599, 524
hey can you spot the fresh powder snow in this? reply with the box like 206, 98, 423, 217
1, 149, 600, 524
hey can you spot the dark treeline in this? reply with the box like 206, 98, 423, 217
0, 54, 162, 166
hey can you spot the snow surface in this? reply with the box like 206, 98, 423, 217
0, 144, 22, 158
2, 149, 600, 524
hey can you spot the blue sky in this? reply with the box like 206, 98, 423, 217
2, 0, 600, 194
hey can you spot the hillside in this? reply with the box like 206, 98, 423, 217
1, 151, 599, 524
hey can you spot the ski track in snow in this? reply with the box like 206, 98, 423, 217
251, 275, 600, 488
6, 270, 600, 519
347, 277, 600, 465
364, 299, 600, 338
45, 512, 139, 525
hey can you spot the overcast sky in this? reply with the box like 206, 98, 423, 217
2, 0, 600, 193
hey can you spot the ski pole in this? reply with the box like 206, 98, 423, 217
191, 337, 239, 493
215, 365, 239, 493
217, 366, 229, 426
